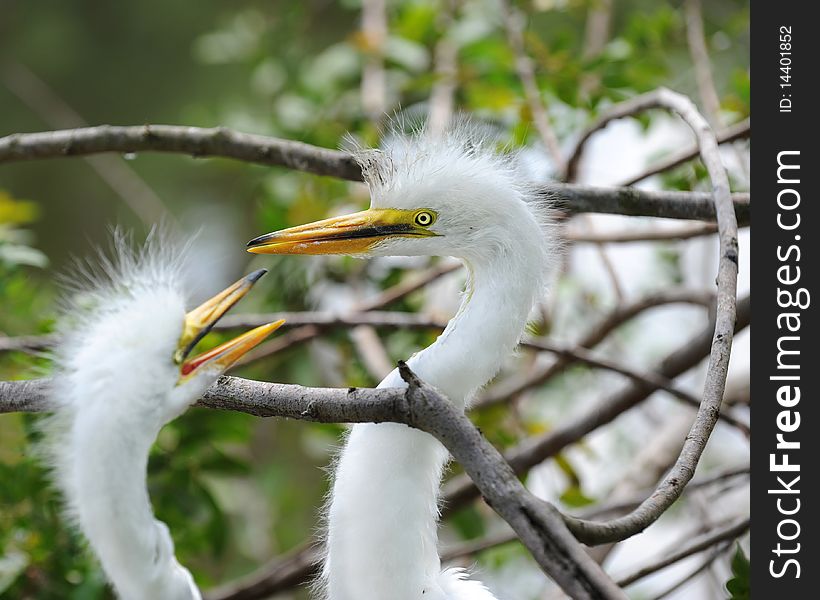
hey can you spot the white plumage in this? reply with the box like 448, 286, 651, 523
248, 122, 557, 600
42, 235, 279, 600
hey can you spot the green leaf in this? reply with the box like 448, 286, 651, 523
725, 544, 750, 600
559, 485, 596, 508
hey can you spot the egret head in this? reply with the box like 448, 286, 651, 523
55, 242, 281, 420
247, 123, 553, 267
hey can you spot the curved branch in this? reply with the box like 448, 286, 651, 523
561, 87, 739, 545
0, 125, 750, 223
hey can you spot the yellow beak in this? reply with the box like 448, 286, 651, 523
179, 320, 284, 378
246, 208, 436, 255
175, 270, 282, 378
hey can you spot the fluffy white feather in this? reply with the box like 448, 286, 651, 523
41, 234, 214, 600
320, 122, 557, 600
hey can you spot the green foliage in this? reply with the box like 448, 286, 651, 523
0, 0, 749, 596
725, 544, 750, 600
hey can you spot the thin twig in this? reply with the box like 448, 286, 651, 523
442, 293, 749, 516
427, 0, 460, 137
499, 0, 565, 173
204, 542, 318, 600
476, 288, 714, 409
566, 222, 719, 243
524, 339, 749, 434
617, 119, 749, 187
615, 517, 749, 587
647, 542, 732, 600
233, 261, 460, 365
360, 0, 388, 120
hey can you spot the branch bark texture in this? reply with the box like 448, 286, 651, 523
0, 125, 750, 224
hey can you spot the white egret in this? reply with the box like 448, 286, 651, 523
42, 238, 283, 600
248, 124, 555, 600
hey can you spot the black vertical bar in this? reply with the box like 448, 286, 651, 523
753, 3, 816, 596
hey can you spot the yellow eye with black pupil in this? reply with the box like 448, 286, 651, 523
414, 211, 434, 226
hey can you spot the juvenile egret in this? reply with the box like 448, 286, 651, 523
248, 124, 555, 600
42, 238, 283, 600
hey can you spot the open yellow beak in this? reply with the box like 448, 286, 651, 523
175, 270, 282, 379
179, 320, 284, 378
246, 208, 437, 255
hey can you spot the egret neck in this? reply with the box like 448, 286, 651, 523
325, 244, 544, 600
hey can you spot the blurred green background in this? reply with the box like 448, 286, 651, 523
1, 1, 749, 598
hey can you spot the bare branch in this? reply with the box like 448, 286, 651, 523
442, 293, 749, 515
561, 87, 740, 545
499, 0, 565, 172
565, 87, 738, 184
476, 288, 714, 409
233, 261, 460, 365
0, 124, 364, 181
647, 543, 732, 600
444, 464, 749, 564
617, 119, 750, 187
427, 0, 460, 137
524, 339, 749, 434
0, 126, 751, 223
0, 368, 626, 598
684, 0, 722, 126
567, 222, 719, 243
204, 542, 317, 600
544, 184, 749, 225
616, 517, 749, 587
360, 0, 388, 120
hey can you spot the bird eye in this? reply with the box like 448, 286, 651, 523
414, 211, 434, 227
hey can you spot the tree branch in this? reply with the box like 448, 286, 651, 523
499, 0, 565, 172
395, 363, 626, 599
524, 339, 749, 435
0, 367, 625, 599
442, 293, 749, 515
617, 119, 750, 187
233, 261, 460, 366
0, 126, 750, 223
476, 288, 714, 409
684, 0, 722, 127
615, 517, 749, 587
560, 87, 740, 545
0, 124, 364, 181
